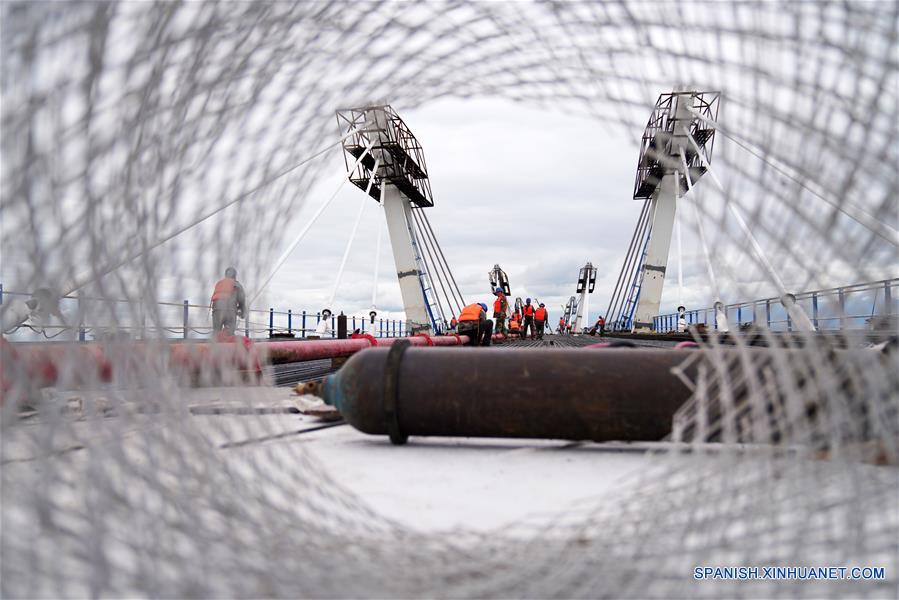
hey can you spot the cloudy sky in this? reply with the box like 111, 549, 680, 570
258, 96, 690, 327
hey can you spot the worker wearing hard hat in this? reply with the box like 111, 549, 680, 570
521, 298, 536, 339
210, 267, 246, 337
457, 302, 494, 346
534, 303, 549, 339
492, 287, 509, 334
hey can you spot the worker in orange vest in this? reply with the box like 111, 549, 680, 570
493, 287, 509, 334
210, 267, 246, 337
456, 302, 493, 346
534, 303, 549, 339
521, 298, 536, 339
597, 315, 606, 336
558, 316, 565, 334
509, 313, 521, 334
450, 316, 458, 332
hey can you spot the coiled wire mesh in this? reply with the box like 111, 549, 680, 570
2, 1, 897, 597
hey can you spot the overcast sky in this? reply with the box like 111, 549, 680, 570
3, 1, 894, 337
258, 96, 685, 326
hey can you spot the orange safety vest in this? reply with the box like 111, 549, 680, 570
459, 303, 483, 322
450, 317, 457, 327
597, 317, 605, 325
535, 307, 547, 321
211, 278, 236, 302
493, 296, 507, 314
509, 318, 520, 331
559, 318, 565, 326
523, 304, 535, 317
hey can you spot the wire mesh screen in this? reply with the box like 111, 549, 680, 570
2, 1, 898, 598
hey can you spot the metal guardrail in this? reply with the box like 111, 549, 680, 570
0, 284, 408, 341
653, 279, 897, 333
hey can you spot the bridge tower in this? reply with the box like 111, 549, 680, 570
488, 264, 511, 296
337, 106, 441, 335
572, 261, 597, 332
606, 91, 719, 332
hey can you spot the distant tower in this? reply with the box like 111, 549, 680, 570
488, 264, 511, 295
572, 261, 597, 332
337, 105, 438, 335
606, 91, 719, 332
562, 296, 578, 329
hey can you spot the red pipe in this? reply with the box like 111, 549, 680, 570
1, 332, 481, 399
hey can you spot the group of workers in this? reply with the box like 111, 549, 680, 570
448, 288, 552, 346
207, 267, 600, 345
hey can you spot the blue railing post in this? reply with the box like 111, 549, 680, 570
786, 305, 792, 331
393, 320, 396, 337
885, 280, 892, 316
302, 310, 307, 338
737, 306, 742, 327
331, 315, 336, 338
0, 282, 3, 305
183, 300, 189, 339
287, 309, 292, 335
269, 308, 274, 338
352, 316, 356, 332
765, 300, 771, 329
812, 293, 819, 329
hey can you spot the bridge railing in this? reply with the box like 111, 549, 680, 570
0, 284, 407, 341
653, 279, 897, 333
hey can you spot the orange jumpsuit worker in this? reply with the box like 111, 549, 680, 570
509, 313, 521, 334
456, 303, 494, 346
535, 303, 549, 339
210, 267, 246, 337
493, 288, 509, 334
558, 317, 565, 334
521, 298, 536, 339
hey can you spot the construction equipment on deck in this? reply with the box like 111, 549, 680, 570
320, 344, 697, 444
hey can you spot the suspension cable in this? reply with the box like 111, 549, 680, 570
327, 159, 380, 309
249, 141, 373, 307
65, 123, 372, 297
416, 210, 466, 312
410, 209, 455, 320
683, 115, 898, 247
605, 198, 652, 328
412, 209, 463, 317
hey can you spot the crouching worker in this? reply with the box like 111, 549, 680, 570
457, 302, 493, 346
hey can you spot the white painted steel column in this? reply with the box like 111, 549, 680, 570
573, 291, 589, 332
632, 173, 678, 331
382, 185, 432, 334
632, 94, 694, 332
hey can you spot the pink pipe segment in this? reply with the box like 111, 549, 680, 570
1, 332, 484, 399
264, 334, 474, 363
1, 336, 262, 400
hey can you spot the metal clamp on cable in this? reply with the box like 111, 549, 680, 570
382, 339, 410, 445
